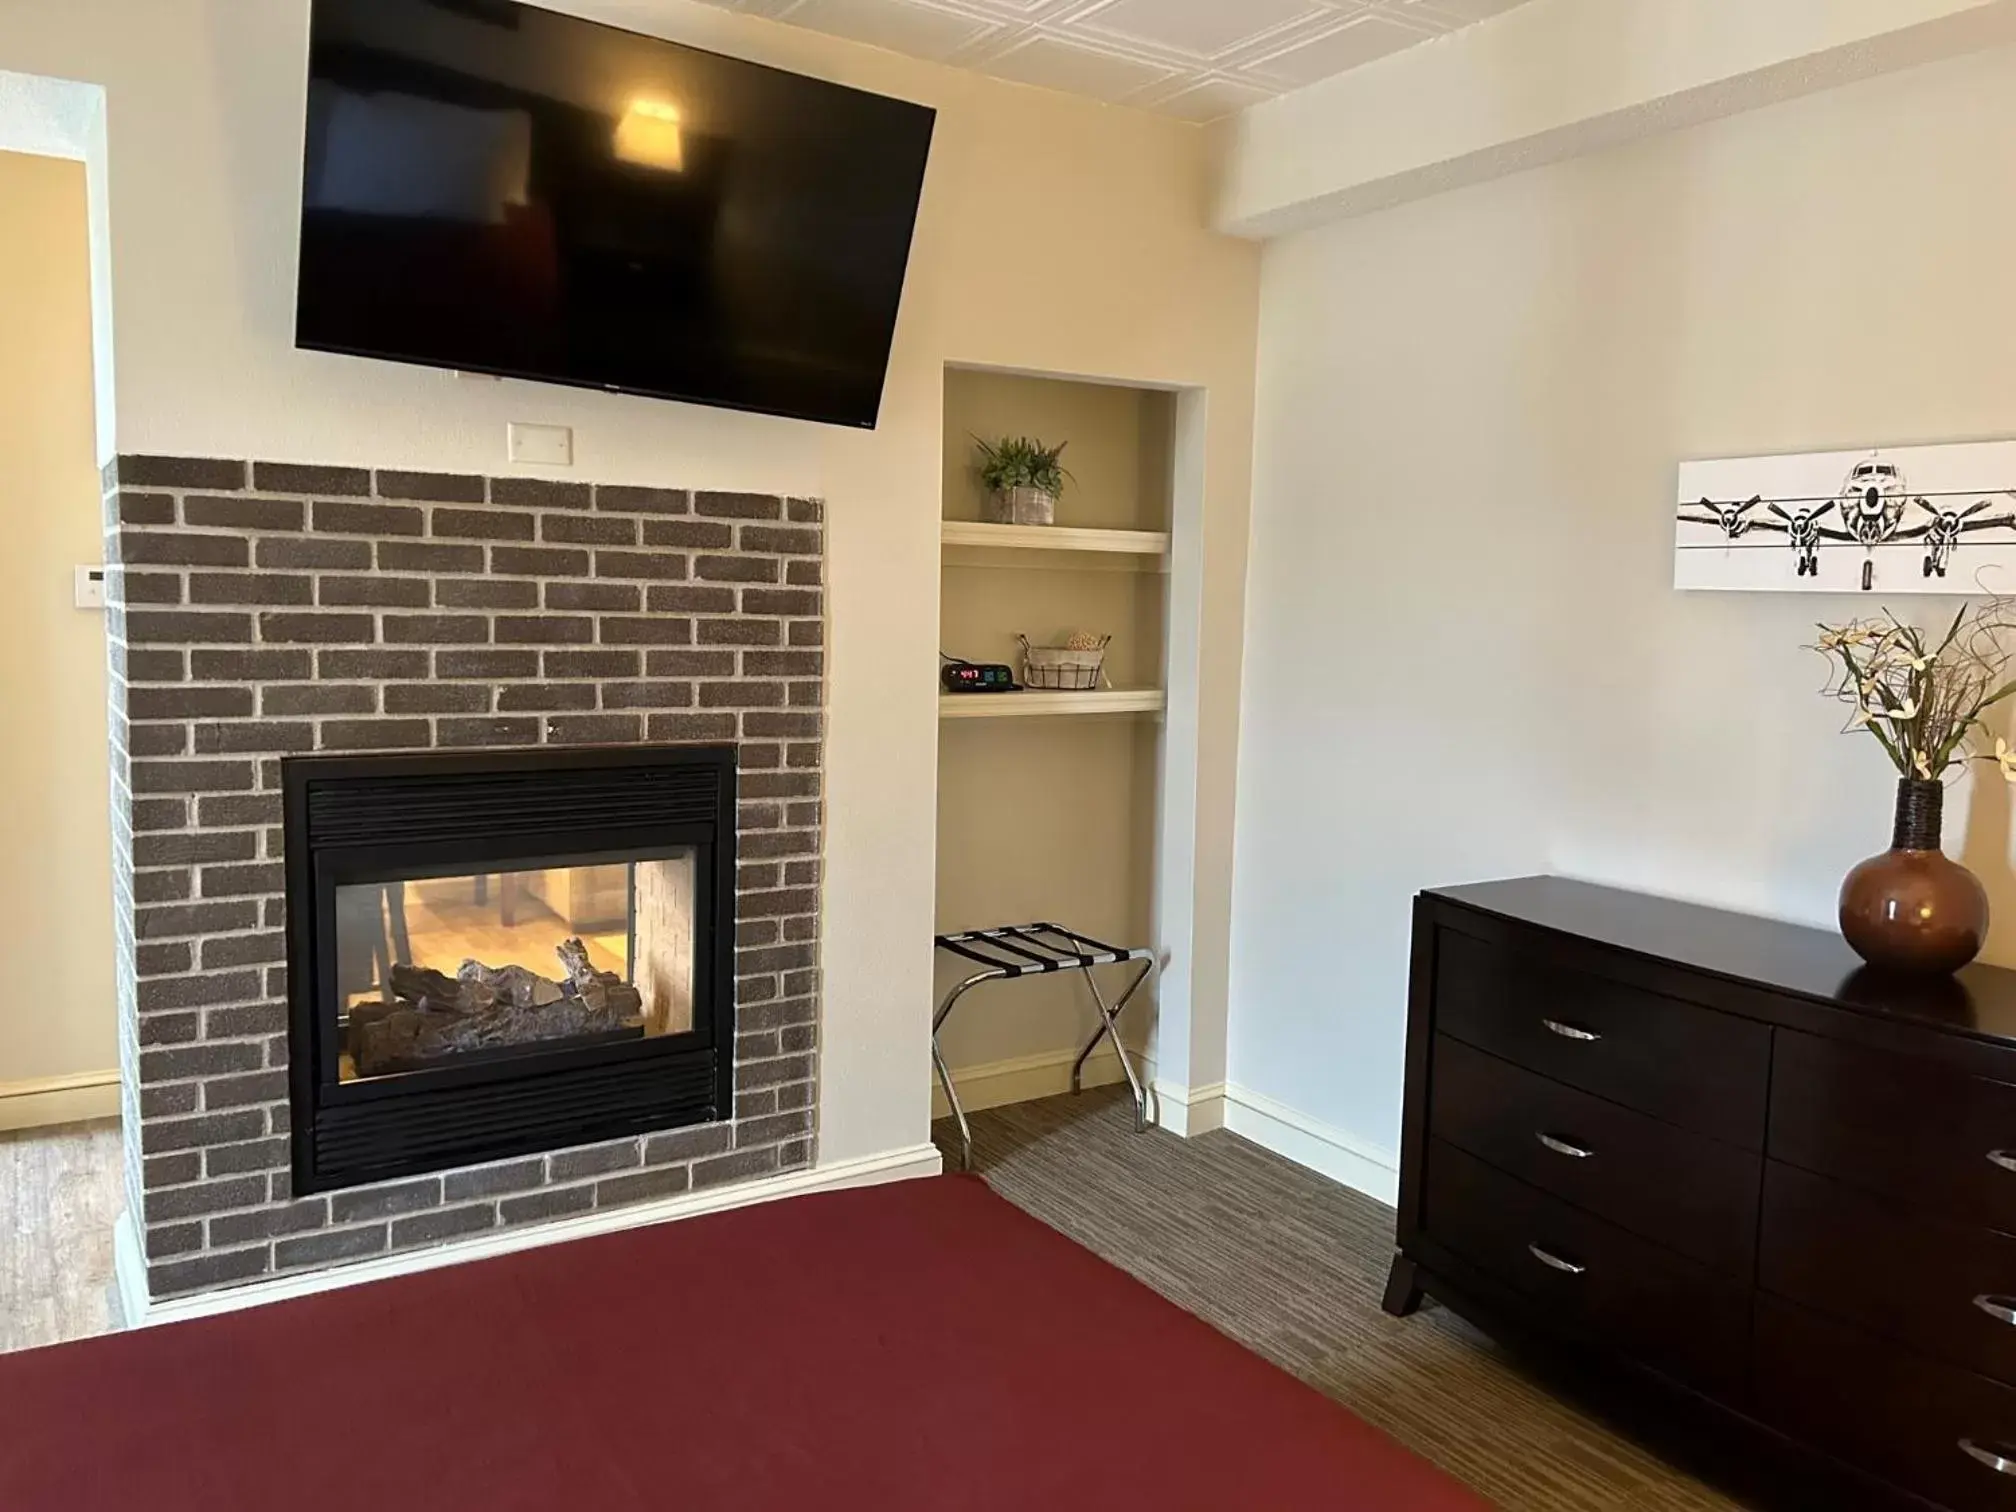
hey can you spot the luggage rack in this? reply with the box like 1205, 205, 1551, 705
932, 923, 1154, 1170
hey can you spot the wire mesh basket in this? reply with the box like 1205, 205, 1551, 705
1018, 634, 1111, 691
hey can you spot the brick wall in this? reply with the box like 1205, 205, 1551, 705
100, 455, 825, 1298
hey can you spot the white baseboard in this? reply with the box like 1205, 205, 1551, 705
1221, 1084, 1399, 1207
116, 1141, 944, 1328
930, 1043, 1133, 1121
1150, 1077, 1226, 1136
0, 1070, 119, 1132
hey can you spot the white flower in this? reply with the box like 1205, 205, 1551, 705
1996, 739, 2016, 784
1915, 750, 1934, 779
1885, 699, 1920, 721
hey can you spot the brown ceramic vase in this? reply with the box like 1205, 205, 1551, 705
1838, 777, 1988, 975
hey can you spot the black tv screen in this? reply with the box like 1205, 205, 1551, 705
296, 0, 935, 427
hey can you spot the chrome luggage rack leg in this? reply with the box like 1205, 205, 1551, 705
931, 923, 1156, 1171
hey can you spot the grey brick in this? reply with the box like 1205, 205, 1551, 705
141, 1083, 198, 1118
122, 722, 186, 758
119, 455, 247, 490
204, 1069, 288, 1109
383, 614, 489, 644
787, 497, 823, 523
204, 1135, 289, 1176
319, 575, 431, 607
132, 797, 192, 831
695, 555, 776, 584
200, 932, 285, 969
737, 1109, 814, 1147
260, 612, 375, 644
494, 616, 592, 644
184, 495, 306, 532
545, 581, 639, 612
600, 681, 693, 709
131, 760, 256, 795
263, 684, 376, 716
435, 578, 538, 609
141, 1109, 265, 1154
116, 570, 182, 605
151, 1246, 270, 1294
786, 560, 823, 586
433, 506, 534, 541
744, 712, 821, 739
779, 1139, 812, 1169
378, 470, 485, 503
209, 1199, 328, 1246
696, 618, 781, 647
206, 1001, 286, 1040
257, 537, 373, 570
438, 717, 541, 747
145, 1152, 203, 1189
643, 1124, 733, 1165
380, 540, 483, 573
115, 491, 175, 525
136, 970, 262, 1013
135, 941, 193, 978
640, 519, 733, 550
545, 714, 642, 744
330, 1177, 441, 1223
128, 682, 255, 721
543, 513, 637, 545
700, 681, 784, 709
743, 650, 824, 677
741, 771, 820, 800
385, 684, 492, 714
692, 1144, 782, 1189
136, 899, 259, 940
392, 1204, 498, 1247
694, 492, 782, 520
145, 1222, 205, 1259
443, 1158, 545, 1201
645, 585, 736, 614
493, 478, 591, 509
790, 620, 823, 646
490, 545, 588, 577
543, 650, 639, 678
501, 1186, 594, 1224
193, 721, 315, 754
192, 648, 315, 681
439, 649, 541, 679
125, 610, 254, 645
596, 1166, 691, 1206
497, 683, 597, 712
200, 861, 285, 897
596, 485, 688, 514
314, 498, 424, 536
548, 1140, 640, 1180
144, 1174, 267, 1223
645, 713, 738, 742
322, 649, 430, 679
734, 1087, 778, 1118
319, 718, 432, 750
599, 617, 692, 646
743, 588, 821, 617
645, 649, 736, 677
739, 526, 821, 555
124, 650, 188, 683
140, 1042, 264, 1085
276, 1225, 387, 1269
133, 869, 193, 904
253, 462, 370, 496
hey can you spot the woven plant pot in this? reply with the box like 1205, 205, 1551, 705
984, 486, 1056, 527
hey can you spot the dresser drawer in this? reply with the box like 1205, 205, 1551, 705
1423, 1138, 1750, 1393
1771, 1031, 2016, 1232
1433, 926, 1770, 1147
1757, 1299, 2016, 1511
1430, 1034, 1761, 1275
1763, 1161, 2016, 1391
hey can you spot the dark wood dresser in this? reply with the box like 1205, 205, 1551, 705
1390, 876, 2016, 1512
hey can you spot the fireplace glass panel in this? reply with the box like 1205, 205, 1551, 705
334, 853, 697, 1082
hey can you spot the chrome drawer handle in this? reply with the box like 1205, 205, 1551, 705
1960, 1438, 2016, 1476
1536, 1132, 1594, 1160
1527, 1242, 1586, 1275
1975, 1295, 2016, 1327
1541, 1018, 1601, 1042
1990, 1150, 2016, 1174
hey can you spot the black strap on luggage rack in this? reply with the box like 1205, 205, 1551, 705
931, 923, 1154, 1170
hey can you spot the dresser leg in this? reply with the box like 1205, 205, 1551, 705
1381, 1255, 1425, 1317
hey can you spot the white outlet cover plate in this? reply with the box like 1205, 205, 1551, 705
508, 422, 573, 467
74, 565, 105, 610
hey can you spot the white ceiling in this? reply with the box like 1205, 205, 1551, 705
686, 0, 1536, 120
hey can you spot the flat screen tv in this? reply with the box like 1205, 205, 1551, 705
296, 0, 935, 427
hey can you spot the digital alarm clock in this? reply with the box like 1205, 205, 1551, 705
941, 660, 1020, 693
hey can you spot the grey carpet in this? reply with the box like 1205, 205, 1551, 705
936, 1088, 1749, 1512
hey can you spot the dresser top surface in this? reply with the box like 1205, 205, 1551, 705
1428, 875, 2016, 1046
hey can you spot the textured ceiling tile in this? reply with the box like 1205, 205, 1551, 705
980, 33, 1177, 101
781, 0, 1000, 59
1244, 11, 1434, 87
1149, 75, 1278, 122
1073, 0, 1327, 61
1394, 0, 1528, 24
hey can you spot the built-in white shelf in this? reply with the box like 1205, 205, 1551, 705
940, 520, 1169, 557
939, 688, 1166, 720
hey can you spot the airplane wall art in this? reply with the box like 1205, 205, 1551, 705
1675, 439, 2016, 594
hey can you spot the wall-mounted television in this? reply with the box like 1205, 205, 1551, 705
296, 0, 935, 428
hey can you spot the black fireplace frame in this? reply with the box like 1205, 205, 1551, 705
282, 745, 738, 1195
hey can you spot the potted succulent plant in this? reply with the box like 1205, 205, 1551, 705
975, 435, 1071, 527
1812, 600, 2016, 973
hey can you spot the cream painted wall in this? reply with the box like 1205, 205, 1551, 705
1229, 44, 2016, 1171
0, 150, 115, 1094
0, 0, 1259, 1163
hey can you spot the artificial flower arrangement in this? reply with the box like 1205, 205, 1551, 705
1813, 601, 2016, 783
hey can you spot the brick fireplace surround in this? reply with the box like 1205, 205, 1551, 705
101, 455, 825, 1300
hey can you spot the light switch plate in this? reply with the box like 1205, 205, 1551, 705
507, 422, 574, 467
75, 565, 106, 610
